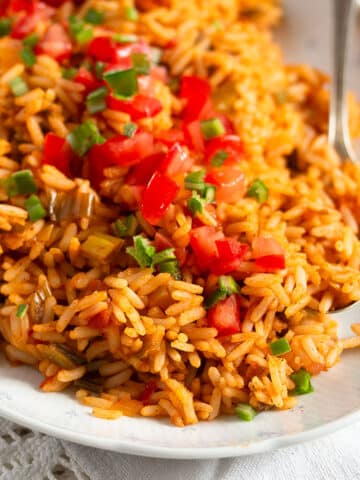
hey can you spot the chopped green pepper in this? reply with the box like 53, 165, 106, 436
124, 6, 139, 22
211, 149, 228, 167
2, 170, 37, 197
187, 191, 205, 215
270, 337, 291, 356
84, 8, 104, 25
152, 248, 177, 265
200, 118, 225, 139
8, 76, 28, 96
94, 61, 105, 80
235, 403, 257, 421
20, 47, 36, 67
23, 33, 39, 47
113, 34, 138, 44
67, 120, 105, 156
25, 194, 46, 221
131, 53, 150, 75
0, 18, 11, 38
103, 68, 138, 98
159, 259, 181, 279
86, 86, 108, 114
205, 275, 239, 308
62, 67, 77, 80
247, 178, 268, 203
123, 122, 137, 138
290, 368, 314, 395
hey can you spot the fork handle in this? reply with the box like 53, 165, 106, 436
328, 0, 357, 162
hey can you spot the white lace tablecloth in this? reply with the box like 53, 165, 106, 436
1, 1, 360, 479
1, 417, 360, 480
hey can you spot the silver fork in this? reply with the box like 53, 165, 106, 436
328, 0, 359, 337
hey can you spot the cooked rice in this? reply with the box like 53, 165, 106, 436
1, 0, 360, 427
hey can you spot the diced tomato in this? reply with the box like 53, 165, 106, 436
211, 238, 248, 275
42, 133, 73, 177
87, 36, 118, 63
105, 58, 132, 73
175, 247, 187, 267
9, 0, 35, 12
35, 23, 72, 61
180, 76, 212, 122
218, 114, 236, 134
105, 131, 153, 167
156, 129, 185, 147
87, 143, 115, 190
0, 0, 10, 17
252, 236, 286, 272
73, 67, 101, 94
115, 40, 152, 61
106, 94, 162, 120
207, 294, 241, 336
154, 232, 174, 250
183, 120, 205, 153
164, 37, 177, 49
159, 143, 192, 177
205, 134, 243, 166
139, 380, 157, 405
11, 2, 54, 39
141, 171, 179, 225
189, 226, 224, 270
205, 166, 246, 203
88, 309, 111, 328
126, 152, 164, 186
150, 66, 168, 84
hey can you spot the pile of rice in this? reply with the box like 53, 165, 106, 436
1, 0, 360, 427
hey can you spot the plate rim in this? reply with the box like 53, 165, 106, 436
0, 402, 359, 459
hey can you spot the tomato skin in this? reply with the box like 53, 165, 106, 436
183, 120, 205, 153
156, 129, 185, 147
126, 152, 164, 186
189, 226, 224, 270
180, 75, 212, 121
139, 380, 157, 405
106, 94, 162, 120
205, 135, 243, 166
10, 0, 35, 12
87, 36, 118, 63
88, 309, 111, 328
252, 236, 286, 272
159, 143, 192, 177
99, 131, 154, 168
205, 166, 246, 203
35, 23, 72, 61
73, 67, 101, 94
87, 143, 115, 190
211, 238, 248, 275
42, 133, 72, 177
141, 171, 179, 225
11, 2, 54, 39
207, 294, 241, 336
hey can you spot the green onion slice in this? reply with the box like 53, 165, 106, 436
205, 275, 239, 308
84, 8, 104, 25
211, 150, 228, 167
269, 337, 291, 356
152, 248, 177, 266
94, 61, 105, 80
25, 194, 46, 221
103, 68, 138, 98
62, 67, 77, 80
126, 235, 155, 268
8, 76, 28, 96
123, 122, 137, 137
113, 214, 138, 237
235, 403, 257, 421
187, 191, 204, 215
2, 170, 37, 197
159, 259, 181, 280
247, 178, 268, 203
290, 368, 314, 395
20, 47, 36, 67
113, 34, 138, 44
68, 15, 93, 44
16, 304, 28, 318
67, 120, 105, 157
124, 6, 139, 21
86, 86, 108, 114
131, 52, 150, 75
23, 33, 39, 47
184, 169, 206, 193
200, 118, 225, 139
0, 18, 11, 38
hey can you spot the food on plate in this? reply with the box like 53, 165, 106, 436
1, 0, 360, 427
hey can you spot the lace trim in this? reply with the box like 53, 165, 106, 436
0, 418, 88, 480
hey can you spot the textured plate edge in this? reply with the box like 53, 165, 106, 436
1, 404, 360, 459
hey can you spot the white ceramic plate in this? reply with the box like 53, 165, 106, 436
1, 0, 360, 459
